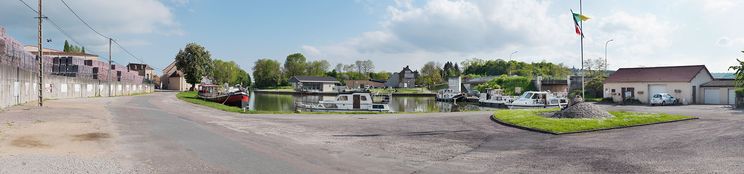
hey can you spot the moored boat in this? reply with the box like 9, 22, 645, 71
478, 89, 514, 108
505, 91, 568, 109
198, 84, 250, 107
296, 92, 392, 112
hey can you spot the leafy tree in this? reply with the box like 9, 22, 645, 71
442, 61, 461, 78
369, 71, 391, 80
461, 58, 570, 79
582, 58, 609, 98
354, 60, 375, 74
729, 51, 744, 95
253, 59, 283, 88
235, 69, 252, 87
64, 40, 70, 52
417, 61, 444, 89
211, 59, 250, 87
283, 53, 307, 79
175, 43, 213, 91
306, 60, 330, 76
474, 75, 532, 95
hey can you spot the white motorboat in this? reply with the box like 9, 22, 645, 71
478, 89, 514, 108
506, 91, 568, 109
297, 92, 392, 112
436, 89, 465, 102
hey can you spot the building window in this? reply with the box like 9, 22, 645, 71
611, 89, 616, 93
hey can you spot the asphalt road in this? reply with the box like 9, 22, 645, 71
108, 93, 307, 174
13, 92, 741, 173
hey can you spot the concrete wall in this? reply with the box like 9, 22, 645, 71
1, 64, 154, 109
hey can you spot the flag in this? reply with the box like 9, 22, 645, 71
571, 10, 589, 38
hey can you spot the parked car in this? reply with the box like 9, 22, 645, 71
650, 93, 678, 106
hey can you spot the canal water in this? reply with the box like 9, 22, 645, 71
248, 92, 489, 112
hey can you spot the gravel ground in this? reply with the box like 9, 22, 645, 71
552, 102, 614, 118
0, 154, 149, 174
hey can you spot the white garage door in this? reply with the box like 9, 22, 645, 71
704, 89, 721, 104
729, 89, 736, 105
648, 85, 667, 101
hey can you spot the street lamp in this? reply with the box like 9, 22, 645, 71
604, 39, 614, 73
509, 50, 519, 61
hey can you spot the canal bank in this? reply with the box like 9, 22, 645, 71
253, 89, 436, 97
179, 91, 488, 114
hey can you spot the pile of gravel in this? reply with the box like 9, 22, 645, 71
551, 102, 613, 118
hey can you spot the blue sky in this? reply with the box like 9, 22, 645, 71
1, 0, 743, 74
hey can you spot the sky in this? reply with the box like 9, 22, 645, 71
1, 0, 743, 74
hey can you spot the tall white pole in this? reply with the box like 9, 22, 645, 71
580, 0, 584, 99
605, 39, 614, 73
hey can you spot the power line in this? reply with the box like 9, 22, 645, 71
112, 39, 162, 70
59, 0, 109, 39
57, 0, 159, 70
18, 0, 126, 64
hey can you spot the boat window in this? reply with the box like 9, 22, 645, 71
520, 92, 532, 99
338, 96, 348, 101
361, 96, 368, 101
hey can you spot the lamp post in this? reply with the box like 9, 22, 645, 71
604, 39, 614, 73
509, 50, 519, 61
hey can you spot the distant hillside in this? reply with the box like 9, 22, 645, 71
711, 73, 734, 79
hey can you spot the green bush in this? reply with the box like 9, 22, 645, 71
474, 75, 531, 95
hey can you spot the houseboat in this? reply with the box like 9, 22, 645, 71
296, 92, 392, 112
505, 91, 568, 109
198, 84, 250, 107
478, 89, 515, 108
436, 89, 465, 102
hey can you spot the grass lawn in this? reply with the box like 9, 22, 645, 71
176, 91, 391, 115
492, 108, 695, 134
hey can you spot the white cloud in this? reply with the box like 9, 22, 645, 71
305, 0, 679, 71
0, 0, 181, 55
701, 0, 740, 14
301, 45, 321, 57
594, 11, 676, 55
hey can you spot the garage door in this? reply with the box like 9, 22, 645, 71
729, 89, 736, 105
648, 85, 667, 102
704, 89, 721, 104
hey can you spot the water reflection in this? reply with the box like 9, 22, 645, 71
250, 92, 487, 113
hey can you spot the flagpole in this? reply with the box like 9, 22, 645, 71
580, 0, 585, 99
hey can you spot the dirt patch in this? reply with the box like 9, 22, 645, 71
11, 136, 50, 148
72, 133, 111, 141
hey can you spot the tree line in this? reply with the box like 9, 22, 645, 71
252, 54, 392, 88
173, 43, 575, 91
63, 40, 85, 54
174, 43, 251, 90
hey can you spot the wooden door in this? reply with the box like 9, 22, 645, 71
353, 95, 361, 109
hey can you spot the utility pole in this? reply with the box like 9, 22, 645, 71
108, 38, 112, 97
37, 0, 43, 107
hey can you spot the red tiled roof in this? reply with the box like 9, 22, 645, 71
604, 65, 711, 83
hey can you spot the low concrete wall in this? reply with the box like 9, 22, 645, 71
1, 64, 154, 109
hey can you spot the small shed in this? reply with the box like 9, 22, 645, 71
700, 79, 735, 105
